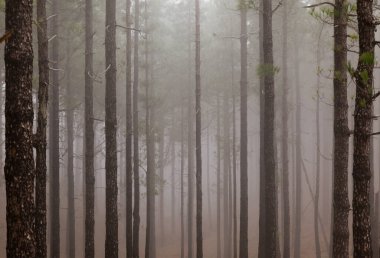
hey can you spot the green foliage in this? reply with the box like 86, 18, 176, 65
359, 52, 374, 66
359, 70, 369, 85
347, 61, 355, 77
359, 98, 366, 108
256, 64, 280, 78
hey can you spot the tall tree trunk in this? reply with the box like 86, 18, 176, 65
262, 0, 277, 256
84, 0, 95, 256
105, 0, 119, 256
66, 32, 76, 258
195, 0, 203, 256
216, 93, 222, 258
223, 89, 231, 258
4, 0, 35, 256
132, 0, 141, 254
332, 0, 350, 256
239, 3, 248, 258
49, 0, 61, 256
281, 1, 290, 257
206, 110, 212, 228
314, 25, 323, 258
294, 24, 302, 258
232, 91, 237, 258
352, 0, 375, 256
35, 0, 49, 256
181, 103, 185, 258
171, 115, 176, 234
126, 0, 133, 256
159, 127, 165, 244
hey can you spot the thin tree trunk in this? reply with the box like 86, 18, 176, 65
281, 1, 290, 257
105, 0, 119, 255
84, 0, 95, 256
35, 0, 49, 256
4, 0, 35, 256
332, 0, 350, 256
181, 103, 185, 258
232, 90, 237, 258
49, 0, 61, 256
171, 115, 176, 234
66, 31, 76, 258
159, 126, 165, 244
352, 0, 375, 256
206, 110, 212, 229
239, 3, 248, 257
126, 0, 133, 256
217, 94, 221, 258
132, 0, 141, 254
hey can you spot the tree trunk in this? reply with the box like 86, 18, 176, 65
159, 126, 165, 244
181, 103, 185, 258
105, 0, 119, 256
84, 0, 95, 256
352, 0, 375, 256
4, 0, 35, 256
232, 90, 237, 258
217, 93, 221, 258
332, 0, 350, 256
126, 0, 133, 256
281, 1, 290, 257
171, 116, 176, 234
35, 0, 49, 256
132, 0, 141, 255
239, 3, 248, 258
261, 0, 277, 256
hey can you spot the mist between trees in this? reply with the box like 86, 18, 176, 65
0, 0, 379, 257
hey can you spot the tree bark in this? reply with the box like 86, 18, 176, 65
132, 0, 141, 255
105, 0, 119, 256
125, 0, 133, 256
84, 0, 95, 256
4, 0, 35, 256
352, 0, 375, 256
49, 0, 61, 256
332, 0, 350, 256
281, 1, 290, 257
35, 0, 49, 256
239, 3, 248, 258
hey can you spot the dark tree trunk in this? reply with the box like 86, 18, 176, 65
35, 0, 49, 256
49, 0, 61, 256
195, 0, 203, 256
332, 0, 350, 256
84, 0, 95, 256
239, 3, 248, 258
281, 1, 290, 257
352, 0, 375, 256
65, 32, 76, 258
105, 0, 119, 256
261, 0, 277, 256
4, 0, 35, 256
216, 93, 221, 258
126, 0, 133, 256
132, 0, 141, 255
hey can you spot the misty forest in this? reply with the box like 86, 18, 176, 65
3, 0, 380, 257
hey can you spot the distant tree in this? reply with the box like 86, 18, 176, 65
216, 93, 222, 258
352, 0, 375, 256
35, 0, 49, 256
332, 0, 350, 256
104, 0, 119, 256
49, 0, 61, 256
239, 1, 248, 257
4, 0, 35, 256
181, 103, 185, 258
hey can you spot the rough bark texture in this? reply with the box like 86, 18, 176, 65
332, 0, 350, 256
353, 0, 375, 256
132, 0, 141, 255
239, 4, 248, 258
4, 0, 35, 256
261, 0, 277, 256
35, 0, 49, 256
84, 0, 95, 256
125, 0, 133, 256
281, 1, 290, 257
194, 0, 203, 256
65, 32, 76, 258
105, 0, 119, 256
49, 0, 60, 256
